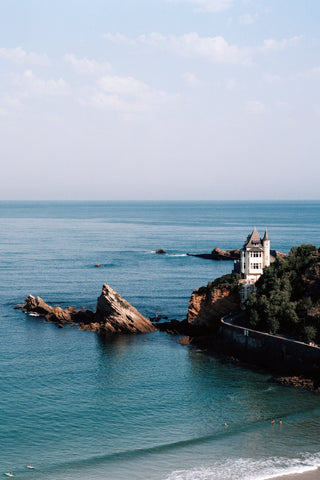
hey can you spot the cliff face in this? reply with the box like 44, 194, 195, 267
187, 274, 241, 331
21, 284, 156, 334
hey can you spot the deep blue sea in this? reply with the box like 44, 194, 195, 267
1, 201, 320, 480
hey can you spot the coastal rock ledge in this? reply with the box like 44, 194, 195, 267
21, 284, 156, 334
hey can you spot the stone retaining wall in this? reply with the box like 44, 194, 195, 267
219, 318, 320, 375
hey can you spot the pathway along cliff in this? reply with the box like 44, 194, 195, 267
158, 262, 320, 391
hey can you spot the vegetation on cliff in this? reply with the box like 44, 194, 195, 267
246, 244, 320, 342
194, 273, 241, 297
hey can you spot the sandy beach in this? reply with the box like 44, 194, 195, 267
269, 467, 320, 480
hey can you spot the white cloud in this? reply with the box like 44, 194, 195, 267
263, 73, 283, 84
84, 74, 172, 114
239, 13, 256, 25
182, 72, 201, 86
275, 101, 291, 111
64, 54, 112, 75
104, 32, 302, 66
166, 0, 234, 13
225, 78, 236, 90
138, 32, 250, 64
15, 70, 69, 96
102, 33, 136, 46
98, 75, 150, 95
0, 94, 22, 116
246, 100, 265, 114
262, 35, 303, 53
298, 66, 320, 79
0, 46, 50, 65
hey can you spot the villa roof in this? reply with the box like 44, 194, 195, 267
262, 228, 270, 241
244, 227, 262, 248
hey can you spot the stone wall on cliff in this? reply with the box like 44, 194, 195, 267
219, 318, 320, 376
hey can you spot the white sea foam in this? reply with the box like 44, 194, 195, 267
163, 455, 320, 480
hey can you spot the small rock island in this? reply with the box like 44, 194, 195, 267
21, 284, 156, 334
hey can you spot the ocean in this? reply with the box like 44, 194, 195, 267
1, 200, 320, 480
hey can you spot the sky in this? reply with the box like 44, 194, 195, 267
0, 0, 319, 200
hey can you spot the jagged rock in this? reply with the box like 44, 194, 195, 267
22, 286, 155, 335
24, 295, 52, 316
93, 284, 156, 334
156, 249, 166, 254
23, 295, 94, 324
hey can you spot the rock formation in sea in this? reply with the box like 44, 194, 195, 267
187, 248, 286, 261
23, 295, 94, 324
21, 285, 156, 334
81, 284, 156, 334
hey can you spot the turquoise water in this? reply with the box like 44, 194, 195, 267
1, 201, 320, 480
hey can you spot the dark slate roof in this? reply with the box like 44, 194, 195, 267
244, 227, 262, 247
262, 228, 270, 241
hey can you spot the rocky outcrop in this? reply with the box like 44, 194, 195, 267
20, 285, 156, 334
156, 249, 166, 254
187, 248, 285, 261
22, 295, 94, 324
187, 248, 240, 260
154, 274, 242, 341
187, 274, 241, 332
83, 284, 156, 334
272, 375, 320, 392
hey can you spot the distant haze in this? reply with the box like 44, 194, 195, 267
0, 0, 319, 200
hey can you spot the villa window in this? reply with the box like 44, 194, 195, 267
252, 263, 261, 269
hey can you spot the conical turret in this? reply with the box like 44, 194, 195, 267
262, 228, 270, 267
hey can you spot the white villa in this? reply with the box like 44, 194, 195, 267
235, 227, 271, 303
